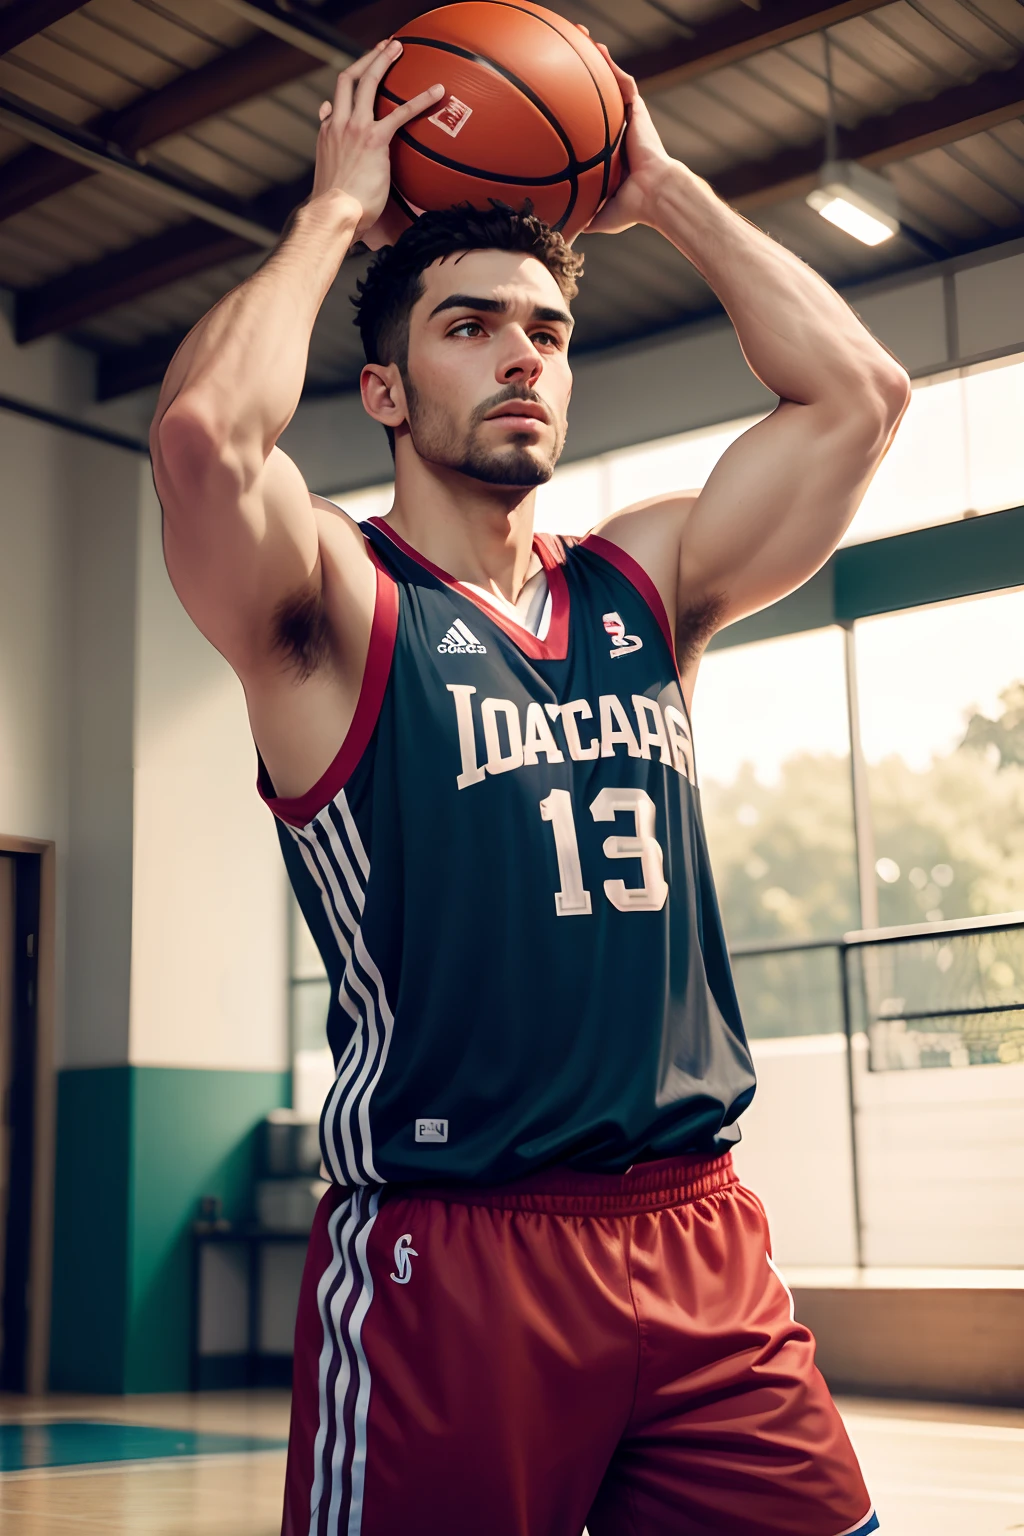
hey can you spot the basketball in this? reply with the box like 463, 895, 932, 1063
376, 1, 626, 241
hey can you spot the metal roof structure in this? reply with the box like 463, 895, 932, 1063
0, 0, 1022, 402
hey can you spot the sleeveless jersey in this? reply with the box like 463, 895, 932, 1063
259, 517, 756, 1187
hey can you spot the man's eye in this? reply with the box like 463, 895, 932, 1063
532, 330, 561, 348
450, 320, 484, 337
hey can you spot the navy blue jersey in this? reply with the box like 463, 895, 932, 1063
260, 517, 755, 1186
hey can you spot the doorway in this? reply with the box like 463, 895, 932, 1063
0, 838, 54, 1395
0, 851, 41, 1390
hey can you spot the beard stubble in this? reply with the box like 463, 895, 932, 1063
404, 379, 565, 488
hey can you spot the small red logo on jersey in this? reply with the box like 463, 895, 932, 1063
429, 95, 473, 138
603, 611, 643, 659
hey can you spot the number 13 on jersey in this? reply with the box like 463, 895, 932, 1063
539, 788, 668, 916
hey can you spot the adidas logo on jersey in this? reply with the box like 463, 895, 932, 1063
438, 619, 487, 655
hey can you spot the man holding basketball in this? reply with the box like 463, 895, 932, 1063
152, 28, 907, 1536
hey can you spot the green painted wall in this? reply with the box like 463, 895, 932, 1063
50, 1064, 290, 1394
50, 1068, 132, 1393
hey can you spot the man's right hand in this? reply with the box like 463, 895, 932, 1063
312, 39, 444, 246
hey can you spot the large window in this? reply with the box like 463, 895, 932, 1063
855, 588, 1024, 927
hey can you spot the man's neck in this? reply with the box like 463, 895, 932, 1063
386, 454, 541, 604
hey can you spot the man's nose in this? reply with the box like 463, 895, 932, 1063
498, 328, 543, 387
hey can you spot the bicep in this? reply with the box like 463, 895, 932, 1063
678, 396, 902, 627
157, 435, 325, 670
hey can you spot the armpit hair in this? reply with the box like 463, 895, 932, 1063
272, 585, 332, 681
676, 592, 726, 673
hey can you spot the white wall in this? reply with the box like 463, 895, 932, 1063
0, 409, 71, 847
733, 1033, 1024, 1269
64, 443, 143, 1068
733, 1035, 860, 1268
128, 478, 289, 1072
856, 1051, 1024, 1267
1, 300, 289, 1076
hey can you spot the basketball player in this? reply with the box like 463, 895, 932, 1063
151, 32, 908, 1536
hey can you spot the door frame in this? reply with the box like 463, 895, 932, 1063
0, 835, 56, 1395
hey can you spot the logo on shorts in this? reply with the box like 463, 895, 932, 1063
429, 95, 473, 138
415, 1117, 448, 1143
603, 611, 643, 659
390, 1233, 417, 1285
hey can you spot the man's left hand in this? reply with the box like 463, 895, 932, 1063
577, 32, 675, 236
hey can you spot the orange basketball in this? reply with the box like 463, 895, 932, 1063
376, 2, 626, 241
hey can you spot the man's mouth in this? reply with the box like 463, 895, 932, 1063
483, 400, 548, 426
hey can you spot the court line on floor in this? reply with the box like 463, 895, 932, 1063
0, 1449, 287, 1483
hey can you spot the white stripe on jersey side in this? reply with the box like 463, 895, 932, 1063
336, 791, 370, 881
289, 828, 361, 1184
318, 1027, 360, 1186
321, 807, 365, 917
309, 1193, 355, 1532
289, 791, 393, 1186
349, 931, 395, 1179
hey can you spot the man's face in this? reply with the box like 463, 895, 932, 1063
399, 248, 574, 487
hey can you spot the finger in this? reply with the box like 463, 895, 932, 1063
353, 36, 404, 119
332, 40, 388, 119
383, 81, 446, 136
576, 22, 590, 34
596, 40, 638, 103
343, 39, 392, 84
319, 100, 333, 123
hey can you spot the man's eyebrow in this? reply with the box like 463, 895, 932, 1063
427, 293, 573, 328
428, 293, 507, 320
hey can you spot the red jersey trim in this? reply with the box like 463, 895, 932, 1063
580, 533, 679, 666
368, 516, 570, 662
257, 549, 399, 829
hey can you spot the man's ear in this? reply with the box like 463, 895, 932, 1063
360, 362, 407, 431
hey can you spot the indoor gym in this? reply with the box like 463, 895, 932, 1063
0, 0, 1022, 1533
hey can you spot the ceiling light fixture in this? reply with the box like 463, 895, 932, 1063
807, 32, 899, 247
806, 160, 900, 246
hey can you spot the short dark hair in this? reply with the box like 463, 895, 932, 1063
352, 200, 583, 377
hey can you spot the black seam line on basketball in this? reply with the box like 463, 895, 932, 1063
391, 124, 605, 186
393, 131, 578, 228
381, 87, 611, 180
393, 37, 579, 174
473, 0, 614, 200
383, 93, 613, 182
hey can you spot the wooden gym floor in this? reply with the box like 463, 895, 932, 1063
0, 1389, 1021, 1534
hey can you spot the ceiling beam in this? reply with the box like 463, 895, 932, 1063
0, 87, 280, 244
0, 0, 428, 225
717, 54, 1024, 209
0, 31, 323, 223
16, 171, 310, 341
627, 0, 895, 90
0, 0, 88, 56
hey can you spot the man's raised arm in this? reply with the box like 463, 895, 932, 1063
150, 40, 443, 677
587, 44, 911, 677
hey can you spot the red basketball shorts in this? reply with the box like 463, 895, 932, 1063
282, 1152, 878, 1536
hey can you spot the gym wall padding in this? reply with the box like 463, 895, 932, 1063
50, 1065, 289, 1394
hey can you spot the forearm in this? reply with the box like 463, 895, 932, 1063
650, 163, 901, 407
154, 190, 361, 462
